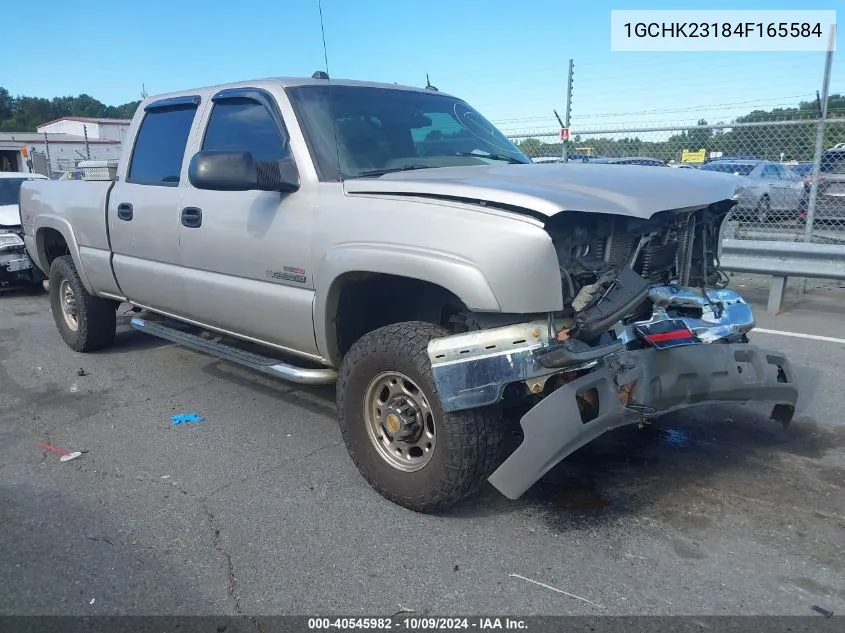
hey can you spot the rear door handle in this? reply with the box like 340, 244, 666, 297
116, 203, 133, 221
181, 207, 202, 228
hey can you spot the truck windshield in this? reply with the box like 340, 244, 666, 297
285, 85, 531, 180
0, 178, 28, 206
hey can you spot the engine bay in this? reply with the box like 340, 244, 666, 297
543, 202, 735, 344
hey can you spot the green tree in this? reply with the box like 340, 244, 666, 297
683, 119, 712, 151
0, 86, 141, 132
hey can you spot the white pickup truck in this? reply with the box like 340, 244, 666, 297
19, 74, 798, 512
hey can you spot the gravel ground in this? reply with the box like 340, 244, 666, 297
1, 278, 843, 621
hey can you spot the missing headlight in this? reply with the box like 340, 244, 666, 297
0, 232, 25, 252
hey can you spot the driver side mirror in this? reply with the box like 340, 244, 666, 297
188, 150, 300, 192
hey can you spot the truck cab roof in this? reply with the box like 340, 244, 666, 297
141, 76, 454, 106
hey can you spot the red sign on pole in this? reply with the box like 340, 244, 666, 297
559, 127, 570, 141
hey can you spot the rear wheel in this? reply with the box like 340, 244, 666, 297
337, 321, 504, 512
49, 255, 116, 352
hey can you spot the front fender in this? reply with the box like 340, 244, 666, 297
313, 243, 502, 362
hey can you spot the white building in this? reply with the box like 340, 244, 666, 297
0, 132, 122, 177
36, 116, 131, 144
0, 116, 130, 177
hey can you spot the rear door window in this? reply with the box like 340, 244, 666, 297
127, 103, 199, 186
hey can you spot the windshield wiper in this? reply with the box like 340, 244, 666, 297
454, 151, 527, 164
357, 165, 433, 177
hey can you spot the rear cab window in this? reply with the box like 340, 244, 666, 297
127, 97, 200, 186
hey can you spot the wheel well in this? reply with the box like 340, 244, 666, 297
331, 273, 467, 361
37, 228, 70, 271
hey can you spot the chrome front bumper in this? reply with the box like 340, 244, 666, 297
428, 285, 758, 414
426, 284, 799, 500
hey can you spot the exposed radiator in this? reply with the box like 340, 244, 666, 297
590, 211, 697, 284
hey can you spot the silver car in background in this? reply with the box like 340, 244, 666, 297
588, 156, 667, 166
700, 159, 805, 222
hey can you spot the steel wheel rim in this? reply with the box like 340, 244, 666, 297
59, 279, 79, 331
363, 371, 436, 472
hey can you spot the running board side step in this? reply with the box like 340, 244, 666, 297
129, 317, 338, 385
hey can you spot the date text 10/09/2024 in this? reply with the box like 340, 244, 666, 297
307, 617, 528, 630
622, 22, 823, 39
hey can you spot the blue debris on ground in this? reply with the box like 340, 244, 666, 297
171, 413, 205, 425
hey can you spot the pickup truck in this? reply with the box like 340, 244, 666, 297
20, 74, 799, 513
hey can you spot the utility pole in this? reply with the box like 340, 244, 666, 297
563, 59, 574, 162
804, 24, 836, 243
43, 133, 52, 176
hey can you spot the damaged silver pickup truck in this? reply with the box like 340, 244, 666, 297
19, 75, 798, 512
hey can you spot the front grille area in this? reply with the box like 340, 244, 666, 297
553, 209, 700, 293
606, 233, 639, 269
636, 242, 678, 283
590, 229, 689, 284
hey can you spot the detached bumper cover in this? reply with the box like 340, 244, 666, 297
487, 342, 798, 500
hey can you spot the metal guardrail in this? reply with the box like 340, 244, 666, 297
720, 238, 845, 314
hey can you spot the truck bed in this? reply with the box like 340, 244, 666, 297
20, 179, 118, 296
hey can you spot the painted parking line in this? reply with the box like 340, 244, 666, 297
753, 328, 845, 345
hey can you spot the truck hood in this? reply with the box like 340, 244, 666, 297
343, 163, 740, 220
0, 204, 21, 229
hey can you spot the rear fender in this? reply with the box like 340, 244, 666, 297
31, 216, 96, 295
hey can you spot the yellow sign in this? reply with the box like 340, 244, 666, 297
681, 149, 706, 164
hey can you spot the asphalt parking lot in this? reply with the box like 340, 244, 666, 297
1, 274, 844, 619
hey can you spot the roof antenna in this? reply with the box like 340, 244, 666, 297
317, 0, 342, 180
425, 73, 438, 91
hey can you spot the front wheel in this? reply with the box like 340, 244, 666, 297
337, 321, 504, 512
49, 255, 116, 352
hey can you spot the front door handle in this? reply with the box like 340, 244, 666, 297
117, 202, 133, 221
181, 207, 202, 228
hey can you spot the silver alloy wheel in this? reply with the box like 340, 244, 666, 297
59, 279, 79, 331
363, 371, 436, 472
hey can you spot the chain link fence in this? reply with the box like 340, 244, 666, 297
508, 118, 845, 245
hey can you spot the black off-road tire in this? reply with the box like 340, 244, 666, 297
337, 321, 504, 513
49, 255, 116, 352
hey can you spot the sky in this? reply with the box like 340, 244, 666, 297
3, 0, 842, 137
